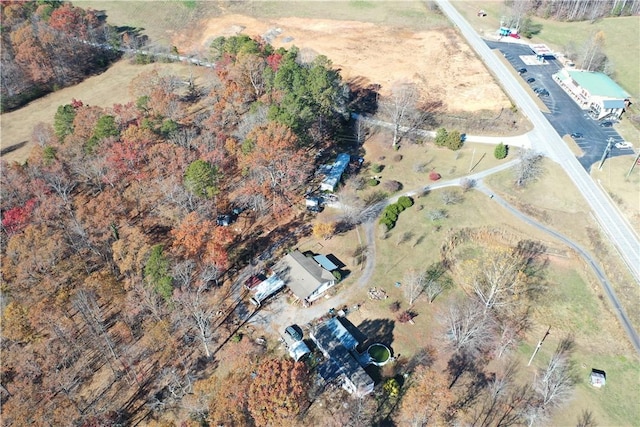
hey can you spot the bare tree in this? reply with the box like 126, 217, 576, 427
403, 269, 426, 305
173, 259, 196, 289
354, 115, 368, 145
444, 298, 496, 356
514, 150, 544, 188
427, 209, 448, 221
423, 262, 452, 304
396, 231, 414, 246
460, 177, 476, 192
576, 409, 597, 427
535, 336, 577, 409
174, 287, 217, 358
441, 189, 464, 205
580, 30, 607, 72
379, 81, 423, 148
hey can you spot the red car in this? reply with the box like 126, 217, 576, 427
509, 33, 521, 39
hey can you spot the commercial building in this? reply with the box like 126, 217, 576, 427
554, 69, 630, 119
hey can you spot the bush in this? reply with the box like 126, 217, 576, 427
231, 333, 243, 342
332, 270, 342, 282
367, 178, 380, 187
371, 163, 383, 173
389, 300, 401, 312
397, 196, 414, 209
445, 130, 463, 151
393, 154, 403, 162
429, 171, 441, 181
383, 180, 402, 192
494, 142, 508, 159
397, 310, 416, 323
434, 127, 448, 146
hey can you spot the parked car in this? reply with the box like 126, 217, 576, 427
526, 77, 535, 83
538, 89, 549, 96
570, 132, 583, 139
599, 121, 613, 127
518, 67, 527, 74
509, 33, 521, 39
285, 325, 304, 341
614, 141, 633, 149
307, 204, 323, 213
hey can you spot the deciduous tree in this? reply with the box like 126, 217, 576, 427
399, 365, 454, 426
248, 358, 309, 425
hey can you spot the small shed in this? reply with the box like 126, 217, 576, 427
590, 369, 606, 388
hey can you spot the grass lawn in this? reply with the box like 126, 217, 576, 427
485, 159, 640, 333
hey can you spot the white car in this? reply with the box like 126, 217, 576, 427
614, 142, 633, 149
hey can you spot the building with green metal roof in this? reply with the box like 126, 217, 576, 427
553, 69, 630, 120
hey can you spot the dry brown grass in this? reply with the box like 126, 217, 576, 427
0, 60, 209, 163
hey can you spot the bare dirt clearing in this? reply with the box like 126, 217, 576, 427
188, 14, 511, 110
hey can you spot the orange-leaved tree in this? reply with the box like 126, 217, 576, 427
248, 358, 310, 426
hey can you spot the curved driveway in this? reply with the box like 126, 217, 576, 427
435, 0, 640, 284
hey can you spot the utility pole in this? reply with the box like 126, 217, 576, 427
626, 151, 640, 178
598, 138, 615, 170
528, 326, 551, 366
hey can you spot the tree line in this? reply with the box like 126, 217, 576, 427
508, 0, 640, 22
1, 1, 122, 112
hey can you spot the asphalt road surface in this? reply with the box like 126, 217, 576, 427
436, 0, 640, 285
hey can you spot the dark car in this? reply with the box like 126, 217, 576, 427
285, 325, 304, 342
307, 204, 323, 213
526, 77, 535, 83
599, 121, 613, 127
538, 89, 549, 96
570, 132, 584, 139
518, 67, 527, 74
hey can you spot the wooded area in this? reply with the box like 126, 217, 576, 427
509, 0, 640, 21
0, 28, 353, 424
0, 1, 123, 112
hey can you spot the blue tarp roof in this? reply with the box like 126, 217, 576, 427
314, 255, 338, 271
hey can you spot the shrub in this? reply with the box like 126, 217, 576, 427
367, 178, 379, 186
397, 310, 416, 323
383, 180, 402, 192
397, 196, 414, 209
429, 171, 441, 181
445, 130, 463, 151
389, 300, 401, 312
494, 142, 508, 159
231, 333, 243, 343
332, 270, 342, 282
371, 163, 383, 173
434, 127, 448, 146
393, 154, 403, 162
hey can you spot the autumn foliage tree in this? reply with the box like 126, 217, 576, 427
399, 365, 454, 426
248, 358, 310, 425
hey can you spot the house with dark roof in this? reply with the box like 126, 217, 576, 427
274, 250, 337, 304
310, 317, 374, 397
554, 69, 630, 119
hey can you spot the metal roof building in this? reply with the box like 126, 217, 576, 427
553, 69, 630, 119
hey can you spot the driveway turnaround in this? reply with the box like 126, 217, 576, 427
436, 0, 640, 286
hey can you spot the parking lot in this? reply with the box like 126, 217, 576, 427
485, 41, 633, 170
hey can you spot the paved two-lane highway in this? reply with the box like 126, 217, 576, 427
435, 0, 640, 285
